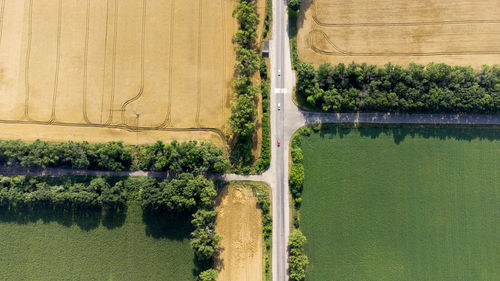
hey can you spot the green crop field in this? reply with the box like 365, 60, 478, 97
0, 202, 195, 280
300, 127, 500, 281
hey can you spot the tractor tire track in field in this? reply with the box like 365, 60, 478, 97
120, 0, 146, 126
104, 0, 118, 126
47, 0, 63, 124
0, 118, 228, 152
220, 0, 226, 129
195, 0, 202, 128
308, 29, 500, 57
23, 0, 33, 120
0, 0, 6, 48
156, 0, 175, 128
311, 1, 500, 27
82, 0, 91, 124
99, 0, 110, 124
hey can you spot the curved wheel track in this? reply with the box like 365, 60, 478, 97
120, 0, 147, 125
311, 1, 500, 27
308, 29, 500, 57
47, 0, 63, 124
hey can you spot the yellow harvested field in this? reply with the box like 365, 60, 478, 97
0, 0, 237, 146
297, 0, 500, 68
215, 185, 263, 281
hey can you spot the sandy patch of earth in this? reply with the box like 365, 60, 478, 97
215, 184, 263, 281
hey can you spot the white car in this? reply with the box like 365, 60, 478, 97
277, 103, 281, 110
278, 69, 281, 76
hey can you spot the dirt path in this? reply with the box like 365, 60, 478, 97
215, 184, 263, 281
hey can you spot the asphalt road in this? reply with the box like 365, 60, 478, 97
270, 0, 291, 280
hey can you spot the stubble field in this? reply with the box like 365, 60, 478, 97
0, 0, 237, 146
297, 0, 500, 67
300, 127, 500, 280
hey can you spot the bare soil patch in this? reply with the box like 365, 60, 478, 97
215, 184, 263, 281
0, 0, 237, 145
297, 0, 500, 68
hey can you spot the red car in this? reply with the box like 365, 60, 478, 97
277, 139, 280, 147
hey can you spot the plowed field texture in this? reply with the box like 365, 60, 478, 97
300, 127, 500, 280
0, 0, 237, 145
0, 202, 195, 280
297, 0, 500, 67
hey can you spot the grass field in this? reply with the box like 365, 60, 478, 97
297, 0, 500, 67
300, 127, 500, 280
0, 0, 238, 146
0, 202, 196, 280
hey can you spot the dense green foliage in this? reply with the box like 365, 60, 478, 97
297, 62, 500, 113
256, 183, 273, 280
288, 8, 299, 69
229, 0, 260, 140
0, 139, 132, 171
289, 128, 311, 207
0, 139, 229, 174
300, 127, 500, 280
230, 0, 270, 174
288, 230, 309, 281
288, 0, 301, 11
198, 269, 219, 281
190, 209, 222, 262
140, 173, 217, 214
0, 175, 125, 210
135, 140, 229, 174
262, 0, 272, 39
255, 64, 271, 173
0, 201, 196, 280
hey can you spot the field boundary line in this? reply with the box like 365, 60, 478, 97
104, 0, 118, 126
308, 29, 500, 57
48, 0, 63, 124
120, 0, 146, 125
23, 0, 34, 120
311, 1, 500, 27
195, 0, 202, 128
82, 0, 91, 124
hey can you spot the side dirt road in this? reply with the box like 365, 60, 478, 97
215, 184, 263, 281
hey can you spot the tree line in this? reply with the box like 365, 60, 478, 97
0, 175, 126, 210
229, 0, 266, 174
288, 230, 309, 281
297, 62, 500, 113
0, 139, 229, 174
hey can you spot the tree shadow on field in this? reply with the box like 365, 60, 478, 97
296, 0, 313, 30
142, 211, 193, 241
0, 204, 127, 231
101, 207, 127, 229
315, 124, 500, 144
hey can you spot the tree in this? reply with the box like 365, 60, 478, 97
229, 94, 257, 137
288, 230, 309, 281
198, 269, 218, 281
232, 1, 260, 32
235, 47, 260, 77
288, 0, 301, 11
